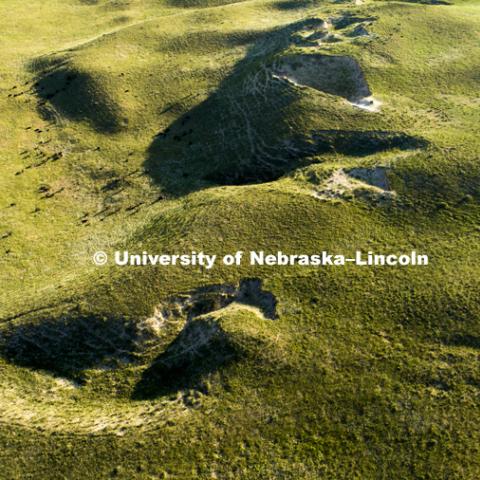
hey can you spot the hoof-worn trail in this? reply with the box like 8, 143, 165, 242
0, 0, 479, 478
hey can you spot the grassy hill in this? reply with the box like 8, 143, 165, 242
0, 0, 479, 478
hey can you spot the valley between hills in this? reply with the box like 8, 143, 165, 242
0, 0, 479, 478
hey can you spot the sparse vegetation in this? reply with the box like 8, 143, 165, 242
0, 0, 479, 478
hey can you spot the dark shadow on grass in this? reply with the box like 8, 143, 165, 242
331, 14, 377, 30
0, 279, 276, 389
167, 0, 244, 7
144, 19, 428, 197
158, 278, 278, 324
29, 55, 122, 133
0, 313, 141, 382
158, 29, 266, 54
443, 334, 480, 350
205, 130, 426, 185
133, 278, 277, 399
132, 317, 241, 399
273, 0, 318, 10
393, 0, 451, 4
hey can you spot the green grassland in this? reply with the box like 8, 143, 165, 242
0, 0, 479, 478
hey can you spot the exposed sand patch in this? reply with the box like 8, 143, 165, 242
315, 169, 356, 199
314, 167, 394, 200
347, 166, 391, 190
52, 377, 81, 390
0, 279, 278, 435
275, 54, 369, 98
274, 54, 381, 112
150, 278, 278, 324
350, 95, 382, 112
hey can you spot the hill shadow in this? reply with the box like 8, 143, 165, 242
133, 278, 277, 399
167, 0, 246, 7
0, 313, 141, 382
29, 55, 122, 133
442, 334, 480, 350
392, 0, 451, 4
273, 0, 318, 10
0, 279, 277, 390
153, 278, 278, 325
132, 317, 240, 399
144, 19, 428, 197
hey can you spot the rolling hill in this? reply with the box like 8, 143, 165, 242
0, 0, 479, 478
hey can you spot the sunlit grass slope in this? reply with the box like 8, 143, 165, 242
0, 0, 479, 478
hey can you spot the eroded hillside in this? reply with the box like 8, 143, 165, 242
0, 0, 479, 478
